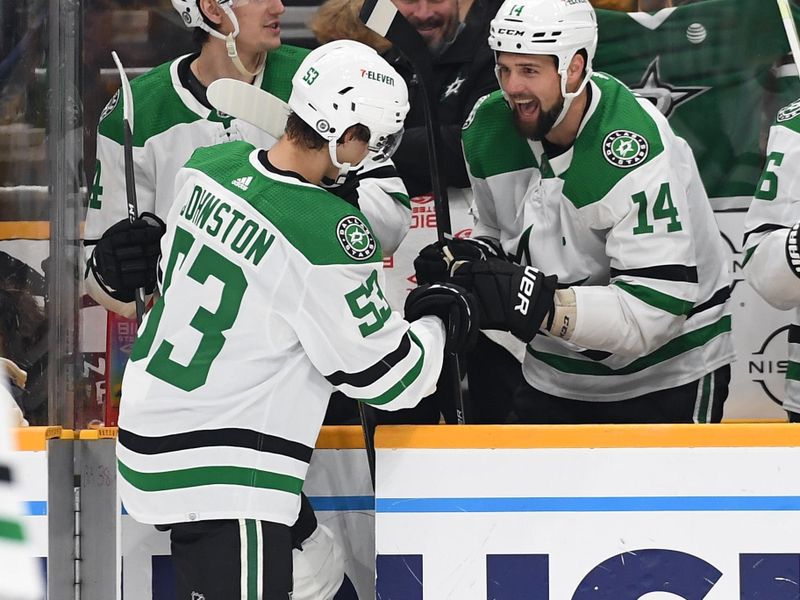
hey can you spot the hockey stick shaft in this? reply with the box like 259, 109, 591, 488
777, 0, 800, 79
111, 51, 146, 325
360, 0, 468, 426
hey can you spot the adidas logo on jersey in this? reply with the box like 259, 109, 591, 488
231, 176, 253, 191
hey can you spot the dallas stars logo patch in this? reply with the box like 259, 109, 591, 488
603, 130, 649, 169
337, 216, 376, 261
778, 99, 800, 123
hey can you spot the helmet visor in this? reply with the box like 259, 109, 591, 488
369, 127, 404, 162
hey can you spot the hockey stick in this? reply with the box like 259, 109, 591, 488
777, 0, 800, 78
207, 78, 291, 139
360, 0, 469, 427
111, 51, 146, 325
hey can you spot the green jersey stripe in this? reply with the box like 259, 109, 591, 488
613, 281, 694, 316
529, 315, 731, 376
246, 519, 258, 599
118, 460, 303, 495
391, 192, 411, 210
0, 519, 25, 542
786, 361, 800, 382
360, 331, 425, 406
741, 246, 757, 267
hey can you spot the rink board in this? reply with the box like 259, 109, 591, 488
15, 426, 374, 600
374, 425, 800, 599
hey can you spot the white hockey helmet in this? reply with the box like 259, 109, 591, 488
171, 0, 264, 77
289, 40, 410, 177
489, 0, 597, 128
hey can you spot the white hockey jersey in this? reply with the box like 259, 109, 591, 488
116, 141, 445, 526
743, 98, 800, 415
84, 47, 410, 316
462, 74, 734, 401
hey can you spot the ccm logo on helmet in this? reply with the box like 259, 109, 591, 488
360, 69, 395, 86
514, 266, 540, 316
497, 28, 525, 36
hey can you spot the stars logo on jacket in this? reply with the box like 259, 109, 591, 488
337, 215, 376, 260
443, 75, 466, 99
603, 130, 649, 168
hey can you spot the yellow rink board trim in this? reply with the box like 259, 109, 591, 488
78, 428, 119, 440
0, 221, 85, 240
374, 424, 800, 449
316, 426, 365, 449
14, 427, 73, 451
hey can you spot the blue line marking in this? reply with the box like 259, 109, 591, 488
376, 496, 800, 513
308, 495, 374, 511
25, 501, 47, 516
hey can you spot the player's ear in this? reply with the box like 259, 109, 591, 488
198, 0, 224, 26
566, 52, 586, 90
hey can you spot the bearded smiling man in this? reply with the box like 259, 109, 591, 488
417, 0, 736, 425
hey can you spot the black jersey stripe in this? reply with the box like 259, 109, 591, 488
118, 428, 313, 463
0, 465, 10, 484
579, 349, 612, 361
326, 332, 412, 388
687, 286, 731, 319
742, 223, 787, 246
360, 165, 400, 181
610, 265, 699, 283
789, 324, 800, 345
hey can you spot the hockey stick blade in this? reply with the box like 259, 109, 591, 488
111, 50, 146, 324
207, 79, 290, 139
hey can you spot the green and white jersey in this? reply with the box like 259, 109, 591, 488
462, 74, 734, 402
594, 0, 800, 210
743, 99, 800, 414
0, 381, 42, 600
84, 46, 410, 316
116, 141, 444, 526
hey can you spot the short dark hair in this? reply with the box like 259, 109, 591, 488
284, 112, 370, 151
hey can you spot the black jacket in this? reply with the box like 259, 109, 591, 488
385, 0, 500, 197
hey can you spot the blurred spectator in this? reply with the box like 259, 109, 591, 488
386, 0, 499, 197
0, 252, 47, 425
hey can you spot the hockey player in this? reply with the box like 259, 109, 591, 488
83, 0, 411, 318
115, 40, 477, 599
83, 1, 411, 594
743, 98, 800, 422
418, 0, 735, 423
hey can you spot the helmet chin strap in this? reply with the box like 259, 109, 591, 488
329, 141, 352, 184
328, 139, 371, 184
203, 3, 265, 78
551, 66, 592, 130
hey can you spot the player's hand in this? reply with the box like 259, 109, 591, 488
451, 258, 557, 343
404, 283, 480, 354
90, 212, 166, 301
413, 237, 504, 285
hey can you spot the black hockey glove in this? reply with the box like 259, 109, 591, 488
404, 283, 480, 354
90, 212, 166, 302
414, 237, 505, 285
786, 222, 800, 278
451, 258, 557, 343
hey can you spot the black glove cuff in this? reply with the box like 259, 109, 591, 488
786, 222, 800, 279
